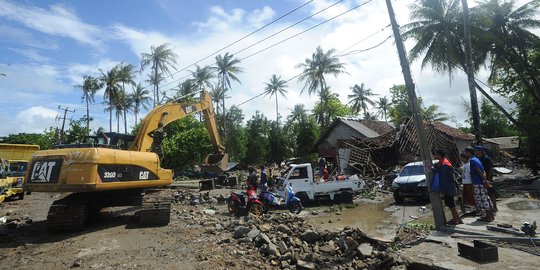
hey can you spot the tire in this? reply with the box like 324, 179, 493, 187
288, 201, 303, 214
227, 200, 237, 214
393, 190, 404, 204
296, 192, 309, 205
340, 192, 353, 204
17, 192, 24, 200
248, 203, 264, 216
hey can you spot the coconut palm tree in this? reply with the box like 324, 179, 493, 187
288, 104, 307, 124
189, 65, 215, 91
130, 83, 151, 125
402, 0, 468, 76
174, 80, 197, 102
375, 96, 392, 122
117, 63, 136, 133
422, 104, 449, 121
140, 43, 178, 106
214, 52, 243, 134
348, 83, 378, 119
263, 74, 289, 124
475, 0, 540, 102
209, 85, 227, 115
76, 75, 102, 135
297, 46, 346, 128
114, 89, 131, 133
99, 67, 121, 132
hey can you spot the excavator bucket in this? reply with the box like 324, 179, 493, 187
201, 153, 229, 174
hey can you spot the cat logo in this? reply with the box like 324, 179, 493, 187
31, 161, 58, 183
139, 171, 150, 180
182, 105, 196, 114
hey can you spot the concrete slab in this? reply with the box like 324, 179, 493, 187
400, 196, 540, 269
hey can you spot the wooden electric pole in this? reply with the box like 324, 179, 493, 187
461, 0, 482, 144
385, 0, 446, 229
58, 105, 75, 144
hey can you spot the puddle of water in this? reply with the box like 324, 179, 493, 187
306, 201, 396, 239
507, 200, 540, 211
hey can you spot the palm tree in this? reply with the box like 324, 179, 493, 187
422, 104, 449, 122
189, 65, 215, 91
288, 104, 307, 123
475, 0, 540, 102
263, 74, 289, 124
348, 83, 378, 119
140, 43, 178, 106
402, 0, 469, 77
209, 85, 227, 115
297, 46, 346, 128
214, 52, 243, 134
375, 96, 392, 121
117, 63, 136, 133
130, 83, 151, 125
174, 80, 197, 102
114, 89, 131, 133
100, 67, 121, 132
76, 75, 102, 135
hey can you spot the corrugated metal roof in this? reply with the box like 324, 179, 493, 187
340, 119, 380, 138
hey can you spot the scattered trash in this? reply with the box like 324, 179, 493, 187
494, 167, 512, 174
0, 216, 6, 224
409, 215, 418, 220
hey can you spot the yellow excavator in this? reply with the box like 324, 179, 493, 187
24, 90, 227, 231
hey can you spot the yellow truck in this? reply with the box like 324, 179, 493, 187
0, 143, 40, 201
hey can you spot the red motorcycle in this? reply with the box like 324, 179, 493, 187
227, 187, 264, 216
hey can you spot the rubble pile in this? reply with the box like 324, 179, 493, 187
172, 189, 226, 205
220, 212, 406, 270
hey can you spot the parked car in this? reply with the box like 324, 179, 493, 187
391, 161, 435, 203
277, 163, 364, 203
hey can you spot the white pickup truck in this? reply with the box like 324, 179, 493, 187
277, 163, 364, 203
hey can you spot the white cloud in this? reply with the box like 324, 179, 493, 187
0, 1, 104, 47
194, 6, 245, 33
0, 63, 71, 94
11, 106, 58, 134
247, 6, 276, 28
9, 48, 49, 62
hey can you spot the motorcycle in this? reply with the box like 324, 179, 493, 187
227, 187, 264, 216
258, 183, 303, 214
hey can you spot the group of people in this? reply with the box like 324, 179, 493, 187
246, 166, 272, 192
433, 146, 496, 226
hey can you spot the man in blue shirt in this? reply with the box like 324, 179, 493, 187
474, 146, 497, 211
464, 147, 494, 222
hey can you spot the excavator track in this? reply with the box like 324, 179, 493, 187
46, 194, 89, 232
139, 189, 171, 226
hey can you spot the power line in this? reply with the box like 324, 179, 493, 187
143, 0, 315, 90
157, 0, 350, 92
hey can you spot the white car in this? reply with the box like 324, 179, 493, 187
391, 161, 435, 203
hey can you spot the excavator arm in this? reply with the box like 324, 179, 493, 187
129, 90, 227, 172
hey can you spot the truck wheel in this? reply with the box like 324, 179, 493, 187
340, 192, 353, 204
296, 193, 309, 205
393, 191, 404, 204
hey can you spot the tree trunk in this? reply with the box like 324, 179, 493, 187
109, 109, 112, 132
275, 94, 279, 124
117, 114, 120, 133
124, 108, 127, 134
461, 0, 482, 144
86, 98, 90, 136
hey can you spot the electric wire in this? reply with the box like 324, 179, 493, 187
156, 0, 347, 92
144, 0, 316, 90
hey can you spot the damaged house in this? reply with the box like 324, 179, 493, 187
316, 118, 497, 177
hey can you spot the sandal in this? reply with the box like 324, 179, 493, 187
447, 220, 459, 225
476, 217, 493, 222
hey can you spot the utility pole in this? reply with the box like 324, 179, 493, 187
385, 0, 446, 229
57, 105, 75, 144
461, 0, 482, 144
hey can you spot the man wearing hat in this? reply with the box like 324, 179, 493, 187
474, 145, 497, 211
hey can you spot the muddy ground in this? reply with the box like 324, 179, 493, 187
0, 169, 538, 269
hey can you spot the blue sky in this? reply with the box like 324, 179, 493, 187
0, 0, 527, 136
